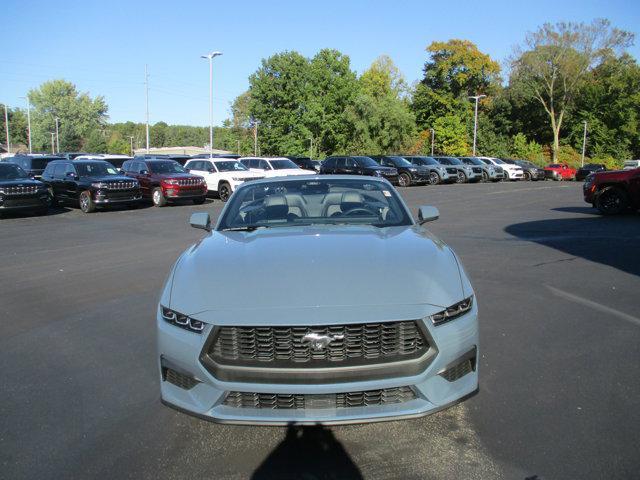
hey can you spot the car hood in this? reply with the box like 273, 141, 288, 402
224, 170, 264, 178
81, 174, 134, 182
0, 178, 44, 187
167, 225, 468, 325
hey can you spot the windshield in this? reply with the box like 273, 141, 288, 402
218, 178, 412, 230
353, 156, 379, 168
387, 156, 412, 167
75, 162, 119, 177
516, 161, 535, 168
148, 161, 186, 174
462, 157, 483, 166
491, 158, 505, 164
436, 157, 462, 165
406, 156, 438, 166
269, 159, 299, 170
0, 163, 29, 180
215, 161, 248, 172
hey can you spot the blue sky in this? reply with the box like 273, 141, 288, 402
3, 0, 639, 127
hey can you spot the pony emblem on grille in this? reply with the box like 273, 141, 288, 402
301, 332, 344, 351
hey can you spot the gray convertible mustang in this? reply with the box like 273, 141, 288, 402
158, 175, 478, 425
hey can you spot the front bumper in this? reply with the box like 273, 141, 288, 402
164, 187, 208, 199
94, 191, 143, 204
0, 192, 50, 210
157, 304, 479, 425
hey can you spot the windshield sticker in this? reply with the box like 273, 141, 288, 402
383, 190, 391, 197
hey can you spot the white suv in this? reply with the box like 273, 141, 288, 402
185, 158, 264, 202
239, 157, 316, 177
478, 157, 524, 181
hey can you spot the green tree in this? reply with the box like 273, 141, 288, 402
28, 79, 107, 151
84, 130, 107, 153
509, 19, 634, 161
360, 55, 408, 99
433, 115, 469, 155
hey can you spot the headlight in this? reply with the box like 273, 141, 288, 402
430, 296, 474, 326
91, 182, 109, 189
439, 167, 446, 172
163, 179, 179, 185
409, 168, 417, 172
373, 170, 382, 176
161, 306, 205, 333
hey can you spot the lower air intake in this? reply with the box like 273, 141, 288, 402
223, 386, 416, 410
163, 367, 199, 390
439, 358, 475, 382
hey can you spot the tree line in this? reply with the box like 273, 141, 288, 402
2, 18, 637, 168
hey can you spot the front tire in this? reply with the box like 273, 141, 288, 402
596, 187, 629, 215
398, 173, 411, 187
481, 171, 489, 183
429, 171, 440, 185
152, 187, 167, 207
218, 182, 232, 202
457, 171, 467, 183
79, 191, 95, 213
524, 171, 532, 181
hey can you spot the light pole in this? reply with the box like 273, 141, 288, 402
144, 64, 150, 154
469, 95, 486, 156
309, 136, 313, 159
430, 128, 435, 156
581, 121, 588, 167
49, 132, 55, 154
252, 119, 260, 156
200, 51, 223, 158
20, 97, 32, 153
55, 117, 60, 153
129, 136, 135, 156
3, 104, 10, 154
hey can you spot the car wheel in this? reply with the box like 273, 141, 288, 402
502, 173, 509, 182
193, 196, 206, 205
481, 171, 489, 182
457, 171, 467, 183
596, 187, 629, 215
152, 187, 167, 207
398, 173, 411, 187
79, 191, 95, 213
524, 171, 532, 181
218, 182, 232, 202
428, 171, 440, 185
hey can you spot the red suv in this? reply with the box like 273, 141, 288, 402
584, 167, 640, 215
544, 163, 577, 180
122, 159, 207, 207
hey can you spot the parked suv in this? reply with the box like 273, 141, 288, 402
544, 163, 576, 181
287, 156, 322, 173
239, 157, 315, 177
7, 154, 64, 179
504, 159, 546, 181
41, 159, 142, 213
0, 163, 50, 216
74, 154, 132, 169
320, 156, 399, 184
459, 157, 503, 182
433, 157, 481, 183
623, 160, 640, 170
184, 158, 264, 202
576, 163, 607, 181
402, 156, 454, 185
369, 155, 431, 187
122, 159, 207, 207
478, 157, 524, 181
583, 167, 640, 215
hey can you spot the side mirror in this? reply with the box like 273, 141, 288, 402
140, 170, 149, 175
418, 206, 439, 224
190, 212, 211, 231
65, 171, 76, 178
208, 168, 215, 173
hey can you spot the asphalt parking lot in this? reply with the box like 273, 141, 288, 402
1, 180, 639, 480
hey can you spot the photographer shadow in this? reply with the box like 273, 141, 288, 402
252, 425, 363, 480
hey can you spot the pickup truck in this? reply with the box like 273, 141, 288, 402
544, 163, 576, 181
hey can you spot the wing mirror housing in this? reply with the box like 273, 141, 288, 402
140, 170, 149, 175
190, 212, 211, 231
418, 206, 439, 224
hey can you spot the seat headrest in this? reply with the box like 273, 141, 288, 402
341, 191, 364, 204
263, 194, 287, 208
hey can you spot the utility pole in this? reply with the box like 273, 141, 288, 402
49, 132, 55, 154
469, 95, 486, 156
430, 128, 435, 156
252, 120, 260, 156
581, 121, 588, 167
200, 51, 223, 158
55, 117, 60, 153
309, 137, 313, 159
145, 64, 150, 154
20, 97, 32, 154
3, 104, 10, 154
237, 139, 240, 155
129, 136, 135, 156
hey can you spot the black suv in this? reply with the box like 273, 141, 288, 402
576, 163, 607, 181
41, 160, 142, 213
7, 155, 64, 179
0, 163, 50, 216
287, 156, 321, 173
320, 156, 399, 184
369, 155, 430, 187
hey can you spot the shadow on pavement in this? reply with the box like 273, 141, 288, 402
505, 213, 640, 277
251, 425, 363, 480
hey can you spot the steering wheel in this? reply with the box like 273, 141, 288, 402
342, 207, 378, 217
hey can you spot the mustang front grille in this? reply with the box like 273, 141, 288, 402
209, 321, 427, 366
223, 386, 416, 410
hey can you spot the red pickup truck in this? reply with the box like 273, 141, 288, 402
583, 167, 640, 215
544, 163, 577, 180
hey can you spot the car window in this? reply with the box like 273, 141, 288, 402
0, 163, 29, 179
259, 160, 271, 170
215, 161, 247, 172
53, 164, 65, 177
75, 162, 119, 177
323, 158, 336, 169
270, 159, 299, 170
148, 161, 185, 174
64, 164, 76, 175
218, 178, 413, 230
346, 158, 357, 168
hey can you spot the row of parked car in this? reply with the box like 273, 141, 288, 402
0, 151, 635, 216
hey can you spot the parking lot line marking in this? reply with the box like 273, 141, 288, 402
546, 285, 640, 327
486, 185, 573, 195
